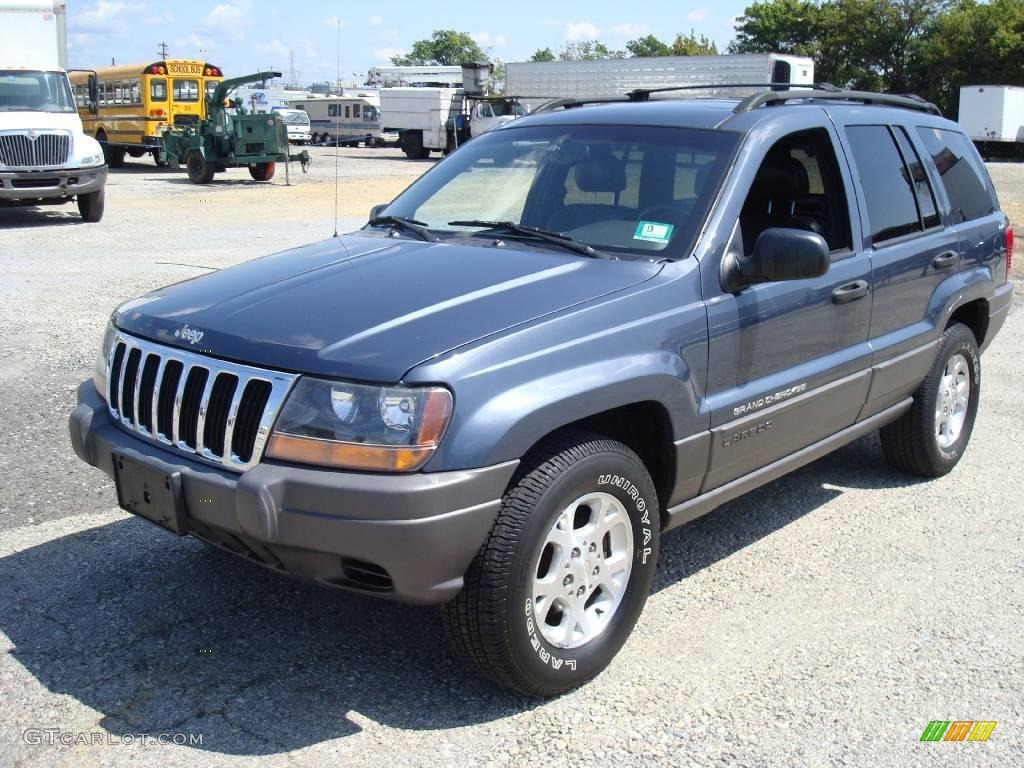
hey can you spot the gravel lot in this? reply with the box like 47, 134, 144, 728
0, 149, 1021, 767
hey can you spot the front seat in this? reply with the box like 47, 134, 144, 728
547, 147, 628, 232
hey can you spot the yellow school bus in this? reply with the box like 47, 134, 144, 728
70, 59, 223, 167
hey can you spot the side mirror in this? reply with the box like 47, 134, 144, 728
87, 73, 99, 115
368, 203, 388, 220
721, 227, 829, 292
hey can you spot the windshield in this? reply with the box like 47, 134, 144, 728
380, 122, 739, 259
491, 101, 525, 117
0, 70, 76, 113
279, 110, 310, 125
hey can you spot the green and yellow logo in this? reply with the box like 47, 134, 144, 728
921, 721, 997, 742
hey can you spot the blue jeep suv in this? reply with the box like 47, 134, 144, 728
69, 87, 1014, 696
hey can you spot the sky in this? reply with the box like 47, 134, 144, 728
65, 0, 750, 84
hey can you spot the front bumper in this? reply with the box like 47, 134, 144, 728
69, 381, 518, 604
0, 164, 107, 201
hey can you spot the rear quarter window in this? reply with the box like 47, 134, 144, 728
915, 127, 998, 223
844, 125, 923, 244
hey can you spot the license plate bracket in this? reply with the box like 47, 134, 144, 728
113, 453, 187, 535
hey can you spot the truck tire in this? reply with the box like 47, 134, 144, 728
443, 430, 660, 696
186, 152, 215, 184
77, 188, 105, 223
880, 322, 981, 477
401, 131, 430, 160
248, 162, 275, 181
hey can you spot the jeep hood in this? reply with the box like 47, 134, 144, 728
114, 235, 662, 382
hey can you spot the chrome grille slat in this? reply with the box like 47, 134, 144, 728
104, 331, 297, 472
0, 130, 71, 167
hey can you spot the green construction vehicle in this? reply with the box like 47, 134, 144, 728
160, 70, 312, 184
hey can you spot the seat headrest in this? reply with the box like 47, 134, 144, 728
574, 148, 627, 194
751, 154, 809, 200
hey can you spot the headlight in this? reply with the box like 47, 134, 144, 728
80, 153, 103, 166
266, 377, 453, 472
93, 322, 117, 399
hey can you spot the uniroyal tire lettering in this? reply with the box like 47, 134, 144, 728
524, 598, 576, 671
597, 474, 654, 564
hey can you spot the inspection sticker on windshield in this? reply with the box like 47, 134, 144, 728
633, 221, 674, 244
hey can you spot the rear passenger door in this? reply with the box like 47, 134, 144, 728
835, 117, 963, 417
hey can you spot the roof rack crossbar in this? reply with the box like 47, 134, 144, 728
734, 89, 942, 116
626, 82, 840, 101
530, 95, 630, 113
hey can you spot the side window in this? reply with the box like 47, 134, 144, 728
844, 125, 922, 244
353, 104, 360, 118
344, 105, 351, 118
328, 104, 337, 117
915, 127, 997, 223
150, 78, 166, 101
739, 128, 852, 256
892, 127, 939, 229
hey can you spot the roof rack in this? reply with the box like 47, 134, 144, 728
626, 82, 840, 101
734, 88, 942, 116
530, 95, 630, 113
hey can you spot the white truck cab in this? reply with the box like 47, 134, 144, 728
0, 2, 107, 221
271, 107, 312, 144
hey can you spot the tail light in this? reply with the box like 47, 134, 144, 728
1007, 225, 1014, 280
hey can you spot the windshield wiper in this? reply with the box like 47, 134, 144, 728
367, 215, 435, 242
448, 220, 613, 259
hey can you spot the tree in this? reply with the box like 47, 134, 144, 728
557, 40, 626, 60
670, 31, 719, 55
391, 29, 487, 66
626, 35, 672, 57
530, 47, 556, 62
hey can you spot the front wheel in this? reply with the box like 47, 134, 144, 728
880, 322, 981, 477
77, 188, 105, 222
186, 152, 215, 184
248, 162, 275, 181
443, 430, 659, 696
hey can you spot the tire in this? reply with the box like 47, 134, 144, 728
401, 131, 430, 160
186, 152, 214, 184
248, 162, 275, 181
880, 322, 981, 477
77, 188, 105, 222
98, 132, 125, 169
443, 430, 660, 696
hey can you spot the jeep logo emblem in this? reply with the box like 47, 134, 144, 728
174, 325, 205, 345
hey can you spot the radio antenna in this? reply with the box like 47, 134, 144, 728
333, 17, 341, 238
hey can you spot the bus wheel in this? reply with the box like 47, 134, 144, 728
186, 152, 215, 184
98, 132, 126, 169
249, 162, 276, 181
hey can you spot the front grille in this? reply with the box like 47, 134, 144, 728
105, 331, 297, 471
0, 131, 71, 167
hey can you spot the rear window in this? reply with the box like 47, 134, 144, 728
845, 125, 923, 244
915, 127, 997, 223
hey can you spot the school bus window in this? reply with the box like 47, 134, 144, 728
115, 81, 124, 105
173, 79, 199, 102
151, 79, 167, 101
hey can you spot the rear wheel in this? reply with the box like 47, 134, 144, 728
97, 132, 125, 168
401, 131, 430, 160
77, 188, 105, 222
880, 322, 981, 477
443, 430, 659, 696
248, 162, 276, 181
186, 152, 215, 184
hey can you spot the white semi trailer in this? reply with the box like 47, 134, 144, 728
0, 0, 107, 221
504, 54, 814, 105
958, 85, 1024, 160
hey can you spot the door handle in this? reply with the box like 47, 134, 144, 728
932, 250, 960, 270
832, 279, 870, 304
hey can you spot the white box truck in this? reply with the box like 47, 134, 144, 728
0, 1, 107, 221
505, 54, 814, 104
958, 85, 1024, 159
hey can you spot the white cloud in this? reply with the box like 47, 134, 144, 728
564, 21, 601, 40
472, 32, 508, 48
373, 47, 404, 62
202, 0, 251, 29
255, 39, 289, 60
610, 23, 650, 38
143, 9, 174, 25
686, 9, 711, 21
76, 0, 126, 29
367, 15, 384, 27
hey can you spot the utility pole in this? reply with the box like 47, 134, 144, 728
288, 50, 300, 85
157, 41, 168, 59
